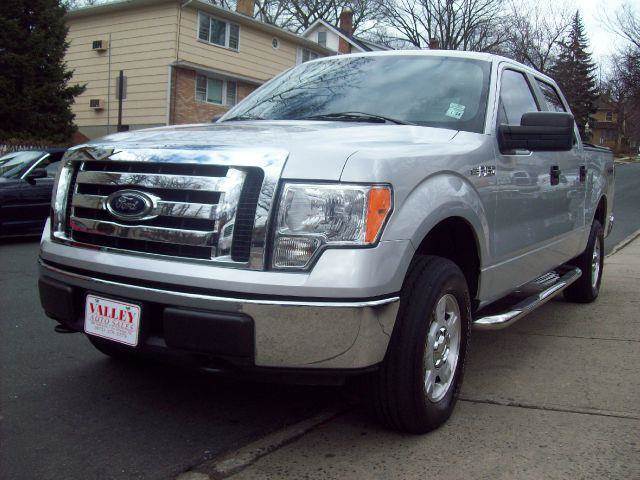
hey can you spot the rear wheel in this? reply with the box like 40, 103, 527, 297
370, 255, 471, 433
564, 219, 604, 303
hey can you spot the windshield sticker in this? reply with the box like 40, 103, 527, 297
446, 103, 466, 119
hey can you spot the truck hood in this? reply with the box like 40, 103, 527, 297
92, 121, 460, 180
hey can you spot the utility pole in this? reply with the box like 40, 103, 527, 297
117, 70, 129, 132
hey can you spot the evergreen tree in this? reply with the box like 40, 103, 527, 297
550, 11, 598, 138
0, 0, 85, 143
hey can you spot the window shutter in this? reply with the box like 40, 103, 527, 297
229, 24, 240, 50
226, 81, 237, 106
195, 74, 207, 102
198, 13, 209, 41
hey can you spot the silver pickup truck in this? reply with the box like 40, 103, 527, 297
39, 51, 614, 433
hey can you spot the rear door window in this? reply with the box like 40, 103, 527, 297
498, 69, 539, 125
536, 80, 566, 112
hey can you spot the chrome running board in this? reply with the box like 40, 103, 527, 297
473, 267, 582, 330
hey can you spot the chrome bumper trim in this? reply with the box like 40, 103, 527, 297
40, 259, 399, 368
38, 259, 400, 308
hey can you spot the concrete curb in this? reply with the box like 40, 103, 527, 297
176, 406, 350, 480
606, 227, 640, 258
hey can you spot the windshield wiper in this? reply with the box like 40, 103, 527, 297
223, 114, 265, 121
303, 111, 415, 125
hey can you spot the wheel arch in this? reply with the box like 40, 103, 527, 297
594, 195, 607, 227
411, 216, 482, 304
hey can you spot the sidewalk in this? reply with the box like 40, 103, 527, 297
221, 238, 640, 479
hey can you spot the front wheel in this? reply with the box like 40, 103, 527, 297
370, 255, 471, 433
564, 219, 604, 303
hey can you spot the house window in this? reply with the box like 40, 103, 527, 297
195, 74, 237, 106
605, 111, 613, 121
298, 48, 319, 64
198, 12, 240, 51
317, 31, 327, 47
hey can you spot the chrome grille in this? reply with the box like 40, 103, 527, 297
67, 161, 246, 261
52, 145, 288, 270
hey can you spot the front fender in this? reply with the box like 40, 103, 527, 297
385, 172, 490, 266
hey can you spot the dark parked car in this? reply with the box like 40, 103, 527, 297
0, 148, 66, 237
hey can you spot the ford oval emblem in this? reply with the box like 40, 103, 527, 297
105, 190, 154, 220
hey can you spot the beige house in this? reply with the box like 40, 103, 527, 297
65, 0, 331, 139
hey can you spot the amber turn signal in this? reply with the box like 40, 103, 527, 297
365, 186, 392, 243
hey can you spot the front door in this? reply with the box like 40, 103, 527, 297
4, 153, 61, 236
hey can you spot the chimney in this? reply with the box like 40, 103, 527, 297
339, 8, 354, 35
428, 38, 440, 49
338, 8, 354, 54
236, 0, 254, 16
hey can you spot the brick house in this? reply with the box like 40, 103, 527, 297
64, 0, 331, 139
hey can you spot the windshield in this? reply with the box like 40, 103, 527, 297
0, 151, 45, 179
223, 55, 491, 133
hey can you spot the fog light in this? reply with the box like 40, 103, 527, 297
273, 236, 321, 268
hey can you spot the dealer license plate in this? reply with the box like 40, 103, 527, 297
84, 294, 141, 347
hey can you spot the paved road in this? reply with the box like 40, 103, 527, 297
605, 162, 640, 253
1, 163, 639, 480
0, 242, 340, 480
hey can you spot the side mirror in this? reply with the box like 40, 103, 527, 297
498, 112, 574, 152
26, 168, 47, 183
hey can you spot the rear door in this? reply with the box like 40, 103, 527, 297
493, 67, 570, 286
533, 78, 586, 256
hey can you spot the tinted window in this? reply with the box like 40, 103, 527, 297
224, 56, 492, 133
30, 153, 61, 178
498, 70, 539, 125
0, 151, 45, 178
536, 80, 566, 112
43, 157, 62, 177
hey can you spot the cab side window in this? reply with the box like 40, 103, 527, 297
498, 70, 539, 125
536, 80, 566, 112
44, 160, 61, 178
34, 154, 62, 178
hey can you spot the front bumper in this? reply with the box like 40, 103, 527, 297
39, 259, 399, 371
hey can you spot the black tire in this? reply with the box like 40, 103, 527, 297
88, 336, 139, 362
564, 219, 604, 303
369, 255, 471, 434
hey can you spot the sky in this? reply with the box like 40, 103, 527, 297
576, 0, 627, 61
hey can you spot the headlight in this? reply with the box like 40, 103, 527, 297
272, 183, 392, 269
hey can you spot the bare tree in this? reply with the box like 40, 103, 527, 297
602, 2, 640, 50
374, 0, 508, 52
501, 0, 571, 73
231, 0, 381, 33
601, 2, 640, 151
